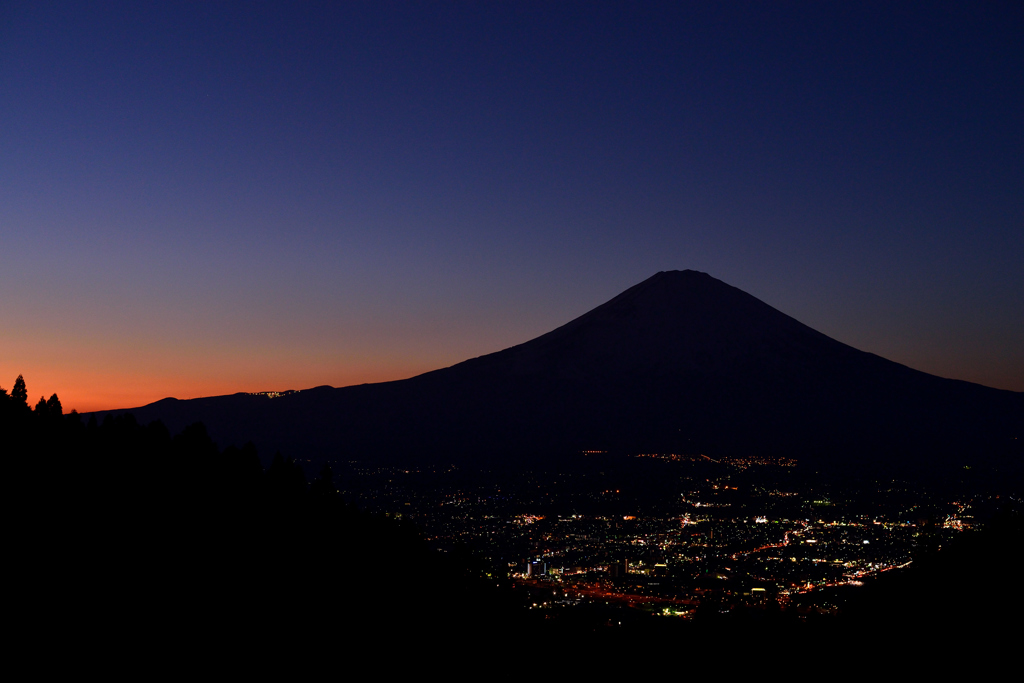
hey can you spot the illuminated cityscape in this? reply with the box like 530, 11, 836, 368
330, 452, 999, 619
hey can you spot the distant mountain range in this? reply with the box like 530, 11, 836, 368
101, 271, 1023, 481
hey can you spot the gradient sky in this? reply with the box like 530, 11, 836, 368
2, 2, 1022, 412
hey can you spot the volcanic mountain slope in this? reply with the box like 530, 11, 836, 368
108, 271, 1023, 478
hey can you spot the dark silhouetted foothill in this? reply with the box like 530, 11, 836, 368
6, 377, 520, 665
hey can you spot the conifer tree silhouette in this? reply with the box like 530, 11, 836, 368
11, 375, 28, 409
46, 394, 62, 418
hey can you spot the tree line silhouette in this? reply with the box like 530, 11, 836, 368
3, 375, 522, 665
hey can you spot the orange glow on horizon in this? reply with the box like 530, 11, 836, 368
0, 363, 436, 414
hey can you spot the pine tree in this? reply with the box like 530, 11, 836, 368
11, 375, 28, 409
46, 394, 63, 418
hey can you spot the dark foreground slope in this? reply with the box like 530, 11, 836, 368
3, 393, 528, 672
104, 271, 1023, 481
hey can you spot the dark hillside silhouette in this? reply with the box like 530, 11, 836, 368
4, 376, 521, 664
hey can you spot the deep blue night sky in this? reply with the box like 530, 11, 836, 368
2, 2, 1022, 410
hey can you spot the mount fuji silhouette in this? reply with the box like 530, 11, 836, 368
106, 271, 1022, 478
